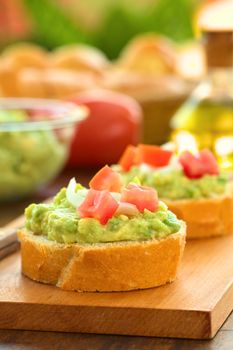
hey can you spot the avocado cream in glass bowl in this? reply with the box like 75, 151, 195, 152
0, 98, 87, 201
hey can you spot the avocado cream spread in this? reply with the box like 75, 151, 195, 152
123, 167, 228, 200
25, 187, 181, 244
0, 111, 66, 200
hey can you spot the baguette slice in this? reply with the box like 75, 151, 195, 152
164, 194, 233, 239
18, 222, 186, 292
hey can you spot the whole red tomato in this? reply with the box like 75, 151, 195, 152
67, 90, 142, 167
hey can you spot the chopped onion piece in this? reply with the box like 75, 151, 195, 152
115, 202, 139, 216
66, 178, 88, 208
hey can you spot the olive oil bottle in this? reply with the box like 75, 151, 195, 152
171, 31, 233, 170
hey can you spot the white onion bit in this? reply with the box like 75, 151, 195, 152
66, 178, 88, 208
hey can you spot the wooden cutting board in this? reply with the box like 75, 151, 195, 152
0, 232, 233, 340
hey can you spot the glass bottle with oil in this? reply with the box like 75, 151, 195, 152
171, 31, 233, 170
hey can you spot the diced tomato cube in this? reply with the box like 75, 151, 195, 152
136, 144, 173, 167
121, 184, 158, 213
179, 151, 204, 179
199, 150, 219, 175
78, 189, 119, 225
89, 165, 122, 192
179, 150, 219, 179
118, 145, 138, 171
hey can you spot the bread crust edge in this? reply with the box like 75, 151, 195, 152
18, 222, 186, 292
164, 195, 233, 239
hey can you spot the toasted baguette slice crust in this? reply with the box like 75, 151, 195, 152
164, 195, 233, 239
18, 223, 186, 292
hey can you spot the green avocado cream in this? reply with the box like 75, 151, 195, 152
123, 167, 228, 200
25, 187, 181, 244
0, 111, 66, 200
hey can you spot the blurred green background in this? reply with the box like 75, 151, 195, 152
0, 0, 199, 58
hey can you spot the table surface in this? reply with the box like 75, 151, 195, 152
0, 168, 233, 350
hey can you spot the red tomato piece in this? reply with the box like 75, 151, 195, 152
78, 189, 118, 225
118, 145, 138, 171
89, 165, 122, 192
179, 151, 204, 179
121, 184, 158, 213
199, 149, 219, 175
179, 150, 219, 179
136, 144, 173, 167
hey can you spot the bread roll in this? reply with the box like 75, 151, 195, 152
17, 68, 47, 98
1, 43, 48, 70
42, 68, 100, 98
18, 68, 99, 98
0, 59, 20, 96
50, 44, 110, 76
117, 34, 177, 75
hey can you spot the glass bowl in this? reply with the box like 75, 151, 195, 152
0, 98, 87, 201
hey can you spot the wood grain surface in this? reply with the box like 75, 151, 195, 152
1, 327, 233, 350
0, 232, 233, 339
